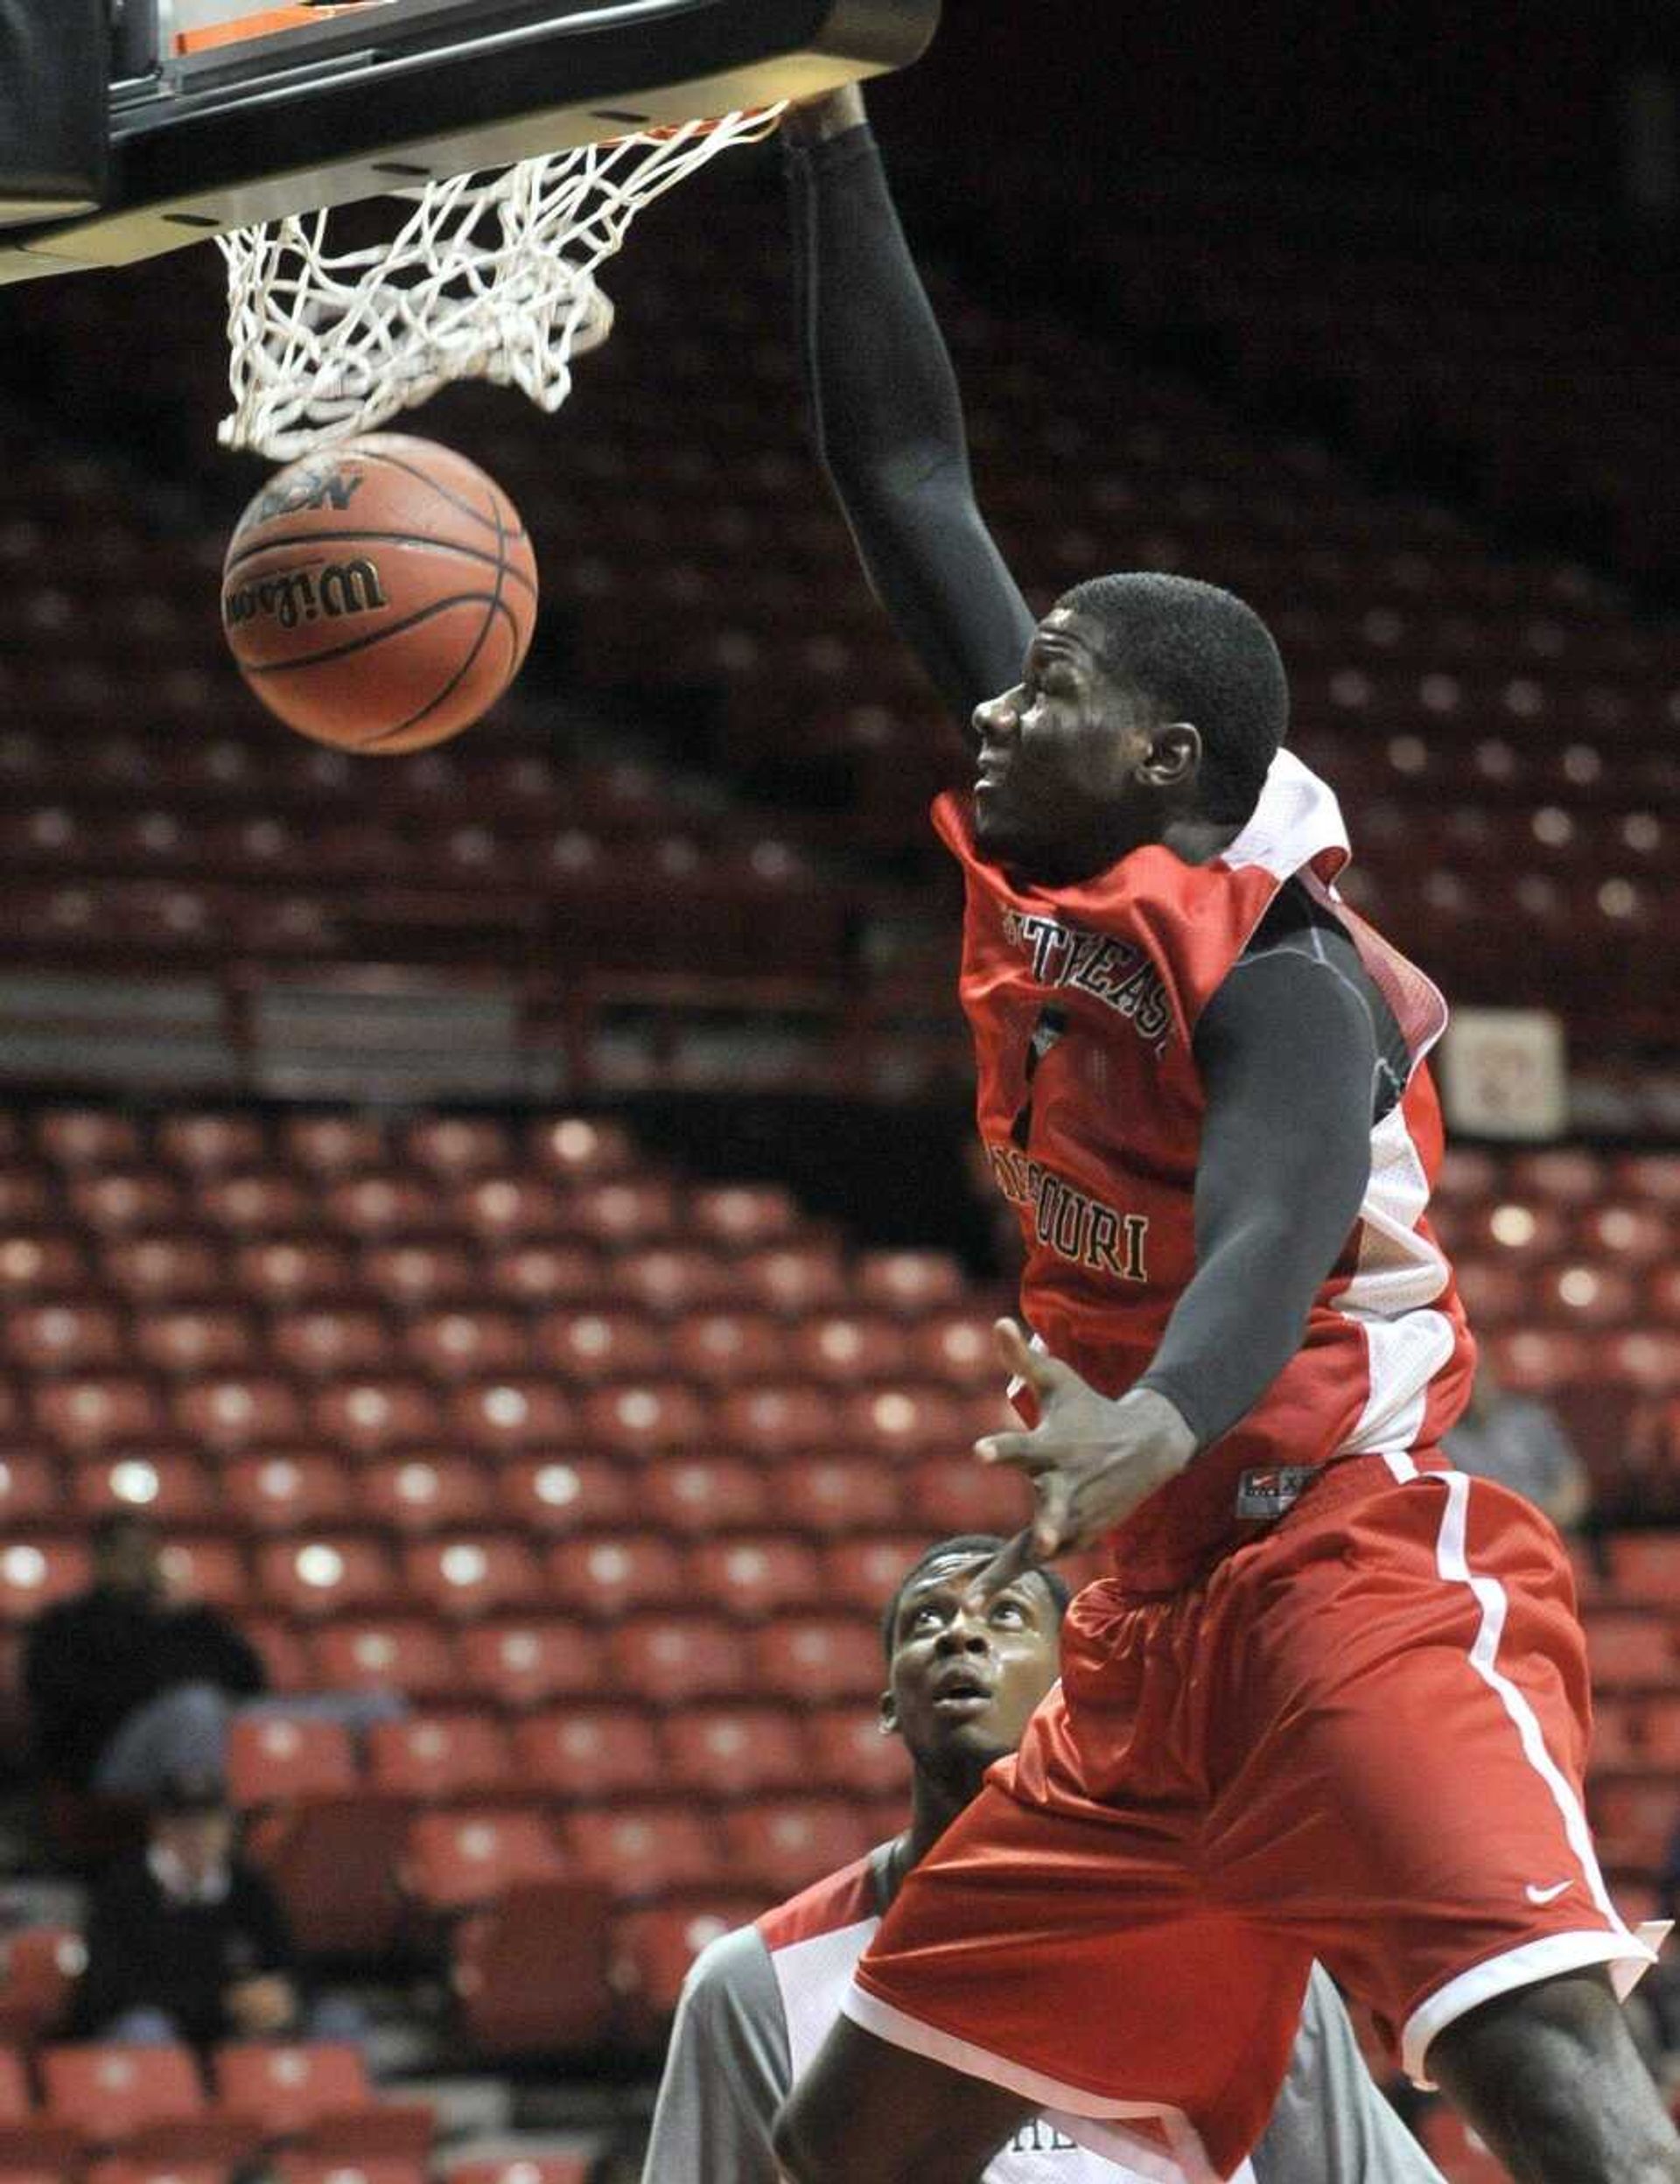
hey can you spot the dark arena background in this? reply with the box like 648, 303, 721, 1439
1, 4, 1680, 2177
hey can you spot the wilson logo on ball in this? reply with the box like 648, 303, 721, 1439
223, 558, 388, 633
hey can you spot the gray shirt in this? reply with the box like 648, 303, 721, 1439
642, 1847, 1444, 2183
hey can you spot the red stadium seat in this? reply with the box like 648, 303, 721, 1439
356, 1457, 494, 1536
640, 1455, 767, 1535
1606, 1534, 1680, 1605
790, 1316, 907, 1385
256, 1537, 397, 1619
155, 1115, 269, 1174
270, 1311, 390, 1378
449, 1380, 578, 1452
402, 1312, 529, 1382
66, 1172, 183, 1234
0, 2039, 79, 2174
448, 1177, 570, 1244
1507, 1148, 1604, 1204
0, 1537, 91, 1622
1590, 1775, 1676, 1872
319, 1174, 443, 1240
855, 1250, 967, 1315
3, 1302, 124, 1370
222, 1453, 354, 1533
687, 1536, 822, 1620
820, 1536, 930, 1615
511, 1708, 663, 1799
1577, 1202, 1670, 1264
227, 1716, 358, 1809
666, 1311, 785, 1383
228, 1239, 355, 1306
276, 1116, 388, 1178
480, 1244, 603, 1307
173, 1376, 305, 1451
604, 1246, 736, 1314
806, 1707, 912, 1799
566, 1804, 727, 1901
246, 1801, 410, 1957
748, 1615, 884, 1703
546, 1535, 686, 1619
686, 1185, 801, 1252
358, 1243, 479, 1310
840, 1385, 967, 1457
733, 1247, 848, 1318
192, 1172, 314, 1236
775, 1454, 904, 1533
712, 1385, 836, 1459
402, 1536, 546, 1620
1457, 1199, 1569, 1259
611, 1896, 768, 2027
403, 1117, 514, 1180
0, 1927, 84, 2047
0, 1171, 51, 1228
267, 2161, 426, 2184
579, 1382, 710, 1456
367, 1716, 516, 1802
213, 2042, 432, 2162
563, 1180, 679, 1249
448, 2153, 592, 2184
723, 1800, 873, 1897
0, 1451, 63, 1527
496, 1455, 633, 1535
458, 1620, 607, 1711
451, 1880, 616, 2054
525, 1115, 637, 1185
532, 1310, 663, 1384
404, 1809, 570, 1914
1449, 1259, 1530, 1327
0, 1234, 90, 1297
39, 2042, 250, 2163
33, 1376, 164, 1452
663, 1707, 808, 1797
131, 1307, 256, 1376
906, 1455, 1031, 1535
70, 1453, 212, 1523
606, 1615, 750, 1705
312, 1378, 445, 1453
1482, 1329, 1591, 1394
240, 1616, 313, 1695
1536, 1264, 1637, 1327
35, 1110, 142, 1168
1581, 1612, 1676, 1688
158, 1536, 248, 1611
309, 1619, 461, 1702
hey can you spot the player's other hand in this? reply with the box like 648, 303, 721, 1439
779, 82, 867, 144
970, 1320, 1197, 1595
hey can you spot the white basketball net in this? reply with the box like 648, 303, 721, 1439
217, 106, 785, 461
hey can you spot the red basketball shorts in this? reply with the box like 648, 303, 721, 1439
844, 1454, 1661, 2182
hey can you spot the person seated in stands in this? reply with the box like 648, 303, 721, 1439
23, 1511, 268, 1803
22, 1509, 403, 1809
69, 1769, 364, 2049
1443, 1361, 1591, 1533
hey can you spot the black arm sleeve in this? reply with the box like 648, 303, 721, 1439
785, 124, 1035, 724
1136, 949, 1380, 1448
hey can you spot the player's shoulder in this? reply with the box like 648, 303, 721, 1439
757, 1846, 887, 1955
680, 1919, 775, 2009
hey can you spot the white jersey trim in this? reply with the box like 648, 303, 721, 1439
1394, 1467, 1662, 2084
841, 1980, 1256, 2184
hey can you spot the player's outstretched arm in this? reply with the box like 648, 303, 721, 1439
1251, 1966, 1449, 2184
640, 1926, 791, 2182
782, 88, 1034, 731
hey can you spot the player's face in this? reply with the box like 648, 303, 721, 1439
971, 607, 1157, 880
882, 1555, 1060, 1776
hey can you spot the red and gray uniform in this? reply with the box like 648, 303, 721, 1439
641, 1844, 1447, 2184
786, 117, 1662, 2181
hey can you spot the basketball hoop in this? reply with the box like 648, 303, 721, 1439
217, 105, 786, 461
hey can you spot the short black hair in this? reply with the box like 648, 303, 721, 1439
1059, 572, 1288, 826
880, 1535, 1073, 1662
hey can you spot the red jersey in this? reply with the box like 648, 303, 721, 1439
934, 749, 1475, 1589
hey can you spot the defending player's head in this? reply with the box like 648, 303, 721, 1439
879, 1535, 1070, 1798
971, 572, 1289, 880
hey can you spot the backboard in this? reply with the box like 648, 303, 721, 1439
0, 0, 938, 285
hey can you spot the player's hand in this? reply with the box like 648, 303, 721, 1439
779, 83, 867, 144
969, 1320, 1198, 1596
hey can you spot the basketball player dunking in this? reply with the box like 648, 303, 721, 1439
769, 86, 1676, 2184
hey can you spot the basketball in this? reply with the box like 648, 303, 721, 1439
220, 434, 539, 754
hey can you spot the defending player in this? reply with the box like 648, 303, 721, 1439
643, 1533, 1445, 2183
770, 86, 1676, 2184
